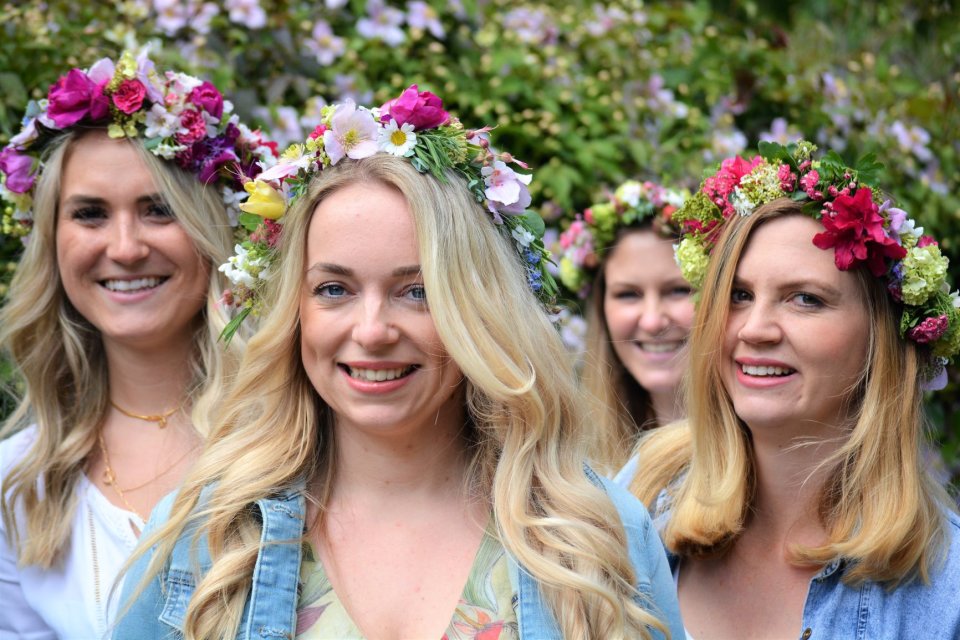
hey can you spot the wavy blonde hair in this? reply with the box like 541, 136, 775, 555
0, 129, 242, 568
630, 198, 954, 586
582, 220, 681, 473
130, 154, 669, 639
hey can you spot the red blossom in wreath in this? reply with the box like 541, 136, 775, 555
811, 187, 906, 276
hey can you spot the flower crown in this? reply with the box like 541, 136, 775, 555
673, 140, 960, 388
218, 84, 557, 341
557, 180, 687, 298
0, 49, 277, 244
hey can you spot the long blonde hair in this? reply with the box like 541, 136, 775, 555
582, 221, 680, 473
0, 129, 241, 568
130, 154, 669, 639
630, 198, 954, 586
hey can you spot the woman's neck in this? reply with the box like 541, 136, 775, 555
104, 338, 195, 412
649, 388, 683, 427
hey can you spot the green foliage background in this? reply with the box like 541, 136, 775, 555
1, 0, 957, 490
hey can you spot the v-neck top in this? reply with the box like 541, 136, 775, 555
295, 528, 518, 639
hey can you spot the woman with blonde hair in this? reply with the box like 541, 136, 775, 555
557, 181, 692, 474
116, 86, 684, 640
628, 141, 960, 638
0, 51, 274, 638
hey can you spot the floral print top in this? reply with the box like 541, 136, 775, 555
296, 528, 518, 639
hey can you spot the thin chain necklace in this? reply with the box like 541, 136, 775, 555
96, 429, 195, 520
109, 399, 180, 428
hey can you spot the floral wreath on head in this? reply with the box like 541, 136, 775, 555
0, 48, 277, 244
557, 180, 688, 299
219, 84, 557, 342
672, 139, 960, 389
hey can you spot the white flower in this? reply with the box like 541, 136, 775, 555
664, 189, 687, 209
617, 181, 642, 207
219, 244, 266, 288
731, 187, 755, 217
151, 142, 186, 160
378, 120, 417, 156
511, 226, 536, 248
144, 103, 180, 138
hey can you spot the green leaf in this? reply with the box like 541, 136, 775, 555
238, 212, 263, 232
521, 209, 545, 236
855, 152, 884, 185
219, 307, 252, 344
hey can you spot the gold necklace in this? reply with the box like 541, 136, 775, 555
110, 399, 180, 428
96, 430, 196, 520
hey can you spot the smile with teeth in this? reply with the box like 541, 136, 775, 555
102, 277, 167, 292
740, 364, 795, 377
345, 365, 416, 382
639, 341, 683, 354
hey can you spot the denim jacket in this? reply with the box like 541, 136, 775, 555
666, 509, 960, 639
114, 469, 685, 639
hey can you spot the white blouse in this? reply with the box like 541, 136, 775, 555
1, 426, 144, 640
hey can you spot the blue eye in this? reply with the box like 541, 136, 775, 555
405, 285, 427, 301
794, 292, 824, 308
314, 283, 348, 298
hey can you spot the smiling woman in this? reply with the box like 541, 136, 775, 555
115, 87, 684, 640
629, 142, 960, 639
0, 51, 274, 638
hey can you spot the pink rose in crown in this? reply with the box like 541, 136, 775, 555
112, 79, 147, 114
380, 84, 450, 130
46, 69, 111, 128
189, 81, 224, 119
907, 315, 949, 344
703, 155, 762, 217
176, 109, 209, 145
812, 187, 906, 276
0, 147, 36, 194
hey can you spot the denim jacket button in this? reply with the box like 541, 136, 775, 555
801, 628, 812, 639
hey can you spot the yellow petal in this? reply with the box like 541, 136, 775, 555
239, 180, 285, 220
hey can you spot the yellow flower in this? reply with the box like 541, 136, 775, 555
239, 180, 285, 220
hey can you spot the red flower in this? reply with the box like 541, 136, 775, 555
811, 187, 907, 276
112, 79, 147, 114
379, 84, 450, 130
308, 124, 328, 139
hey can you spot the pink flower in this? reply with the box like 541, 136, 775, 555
176, 109, 209, 145
380, 84, 450, 130
322, 101, 379, 164
482, 160, 532, 222
907, 315, 949, 344
189, 81, 224, 119
308, 124, 328, 139
800, 170, 821, 199
917, 235, 938, 248
777, 163, 797, 192
702, 155, 761, 217
112, 79, 147, 114
812, 187, 907, 276
0, 147, 36, 193
46, 69, 110, 128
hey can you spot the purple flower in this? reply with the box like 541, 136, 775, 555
880, 199, 908, 236
322, 101, 379, 164
406, 1, 445, 39
380, 85, 449, 130
357, 0, 406, 46
759, 117, 802, 145
46, 69, 110, 128
225, 0, 266, 29
189, 81, 224, 119
0, 147, 36, 193
305, 20, 346, 65
482, 160, 532, 222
